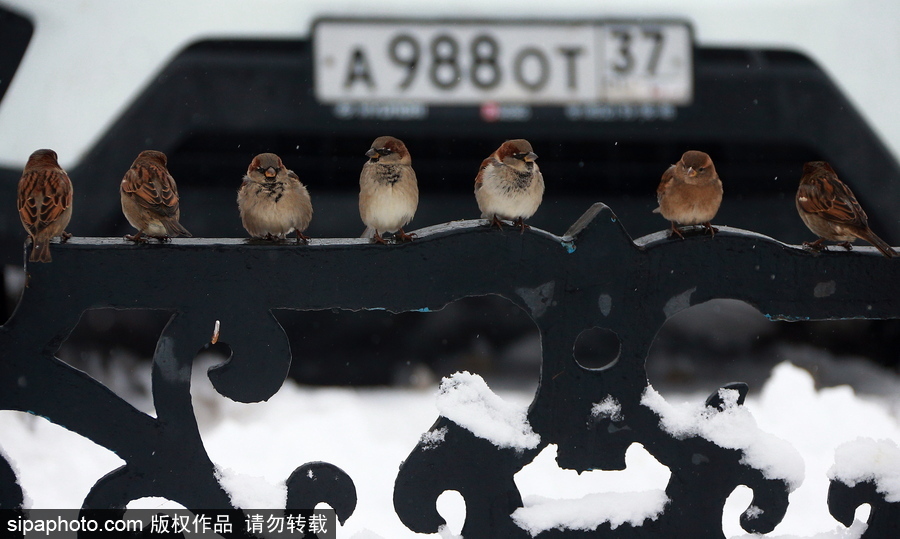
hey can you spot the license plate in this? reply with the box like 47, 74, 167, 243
314, 20, 693, 106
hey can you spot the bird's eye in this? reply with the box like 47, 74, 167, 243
514, 153, 527, 160
257, 167, 266, 173
380, 148, 393, 155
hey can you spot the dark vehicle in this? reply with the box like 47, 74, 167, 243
2, 5, 899, 383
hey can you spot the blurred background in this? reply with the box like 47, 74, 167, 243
1, 0, 899, 397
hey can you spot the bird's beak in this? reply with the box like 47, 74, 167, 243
687, 167, 697, 177
365, 148, 379, 159
524, 152, 538, 162
265, 167, 277, 178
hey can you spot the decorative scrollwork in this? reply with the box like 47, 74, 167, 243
1, 203, 897, 537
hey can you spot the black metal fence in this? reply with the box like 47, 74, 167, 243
1, 203, 898, 537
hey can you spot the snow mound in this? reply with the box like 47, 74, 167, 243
420, 427, 448, 450
591, 395, 623, 422
436, 371, 540, 451
829, 437, 900, 502
214, 466, 287, 509
512, 490, 668, 536
641, 386, 804, 491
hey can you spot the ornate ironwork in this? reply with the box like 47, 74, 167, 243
1, 203, 897, 537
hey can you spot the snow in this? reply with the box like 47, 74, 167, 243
642, 382, 805, 491
744, 505, 764, 519
435, 371, 540, 451
728, 520, 870, 539
0, 360, 898, 538
513, 490, 668, 535
829, 438, 900, 503
419, 427, 448, 451
736, 362, 900, 536
215, 466, 287, 510
591, 395, 623, 422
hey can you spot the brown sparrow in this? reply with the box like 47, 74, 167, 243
120, 150, 191, 242
359, 136, 418, 244
474, 139, 544, 232
238, 153, 313, 242
796, 161, 896, 257
17, 149, 73, 263
654, 150, 723, 239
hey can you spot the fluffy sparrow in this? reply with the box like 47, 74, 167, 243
17, 149, 73, 263
474, 139, 544, 232
359, 136, 418, 244
120, 150, 191, 242
238, 153, 313, 242
796, 161, 896, 257
654, 150, 723, 239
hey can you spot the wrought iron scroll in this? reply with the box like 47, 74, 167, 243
0, 203, 898, 537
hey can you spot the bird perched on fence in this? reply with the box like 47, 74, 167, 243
795, 161, 896, 257
359, 136, 418, 244
654, 150, 723, 239
17, 149, 73, 263
474, 139, 544, 232
238, 153, 313, 242
120, 150, 191, 242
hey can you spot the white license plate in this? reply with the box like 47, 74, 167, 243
314, 20, 693, 106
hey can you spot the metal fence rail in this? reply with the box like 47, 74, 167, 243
1, 203, 897, 537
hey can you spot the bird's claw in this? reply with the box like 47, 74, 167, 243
395, 229, 416, 243
802, 239, 826, 252
488, 216, 505, 230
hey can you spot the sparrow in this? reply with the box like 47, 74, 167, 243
654, 150, 723, 239
359, 136, 418, 244
238, 153, 313, 242
120, 150, 191, 242
16, 149, 73, 263
796, 161, 896, 257
474, 139, 544, 232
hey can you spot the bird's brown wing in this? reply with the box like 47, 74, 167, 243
474, 156, 495, 192
18, 168, 73, 232
121, 163, 180, 217
656, 165, 676, 204
287, 170, 304, 187
797, 173, 868, 227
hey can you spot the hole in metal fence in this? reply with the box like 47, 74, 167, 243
514, 443, 669, 533
274, 295, 541, 390
58, 309, 173, 415
573, 327, 621, 370
648, 299, 773, 394
436, 489, 466, 537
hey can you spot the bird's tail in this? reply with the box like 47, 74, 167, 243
29, 240, 51, 263
859, 229, 897, 258
360, 226, 376, 239
165, 220, 192, 238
